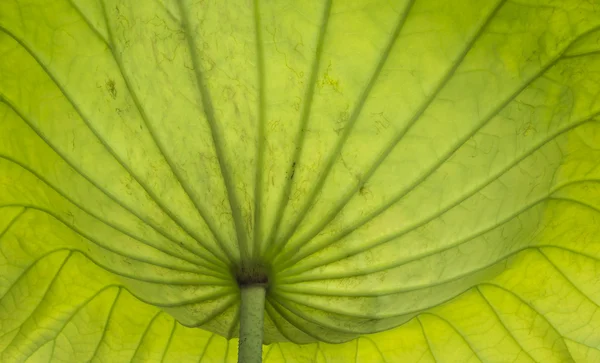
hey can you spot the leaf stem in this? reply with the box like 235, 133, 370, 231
238, 284, 267, 363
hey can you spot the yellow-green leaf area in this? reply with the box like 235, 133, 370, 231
1, 0, 600, 361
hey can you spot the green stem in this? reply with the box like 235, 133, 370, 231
238, 284, 267, 363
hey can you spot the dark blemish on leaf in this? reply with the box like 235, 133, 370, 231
359, 183, 372, 199
521, 122, 536, 136
106, 79, 117, 99
318, 61, 341, 92
373, 112, 390, 135
290, 161, 296, 180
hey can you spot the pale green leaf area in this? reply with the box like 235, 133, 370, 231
1, 0, 600, 361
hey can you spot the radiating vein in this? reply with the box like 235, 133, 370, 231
0, 154, 220, 271
278, 343, 288, 363
311, 343, 320, 362
420, 313, 484, 362
89, 288, 121, 362
275, 243, 600, 319
283, 192, 548, 281
0, 203, 225, 276
127, 287, 236, 309
265, 302, 299, 343
0, 97, 226, 269
563, 338, 600, 352
178, 294, 238, 328
417, 317, 439, 363
363, 337, 386, 363
175, 0, 248, 263
266, 298, 331, 343
4, 251, 72, 353
261, 0, 333, 259
130, 311, 163, 362
271, 0, 507, 264
270, 287, 416, 319
98, 0, 236, 265
476, 287, 537, 362
276, 23, 600, 269
0, 250, 69, 302
279, 175, 600, 282
273, 295, 367, 335
0, 206, 26, 243
4, 247, 232, 310
548, 196, 600, 215
160, 320, 177, 363
41, 279, 233, 316
0, 26, 228, 269
223, 339, 230, 363
252, 0, 267, 261
197, 334, 215, 363
33, 246, 228, 286
0, 1, 598, 356
227, 304, 241, 339
264, 0, 419, 262
51, 285, 119, 341
537, 248, 600, 308
277, 242, 600, 297
263, 344, 274, 362
479, 283, 576, 361
563, 50, 600, 59
66, 0, 109, 43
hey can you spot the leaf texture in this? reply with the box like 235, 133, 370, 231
1, 0, 600, 361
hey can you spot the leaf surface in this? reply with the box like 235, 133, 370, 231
1, 0, 600, 361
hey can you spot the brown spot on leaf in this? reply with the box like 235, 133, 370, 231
106, 79, 117, 99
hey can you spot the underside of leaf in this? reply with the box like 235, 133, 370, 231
1, 0, 600, 362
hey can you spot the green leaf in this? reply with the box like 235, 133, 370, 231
1, 0, 600, 361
